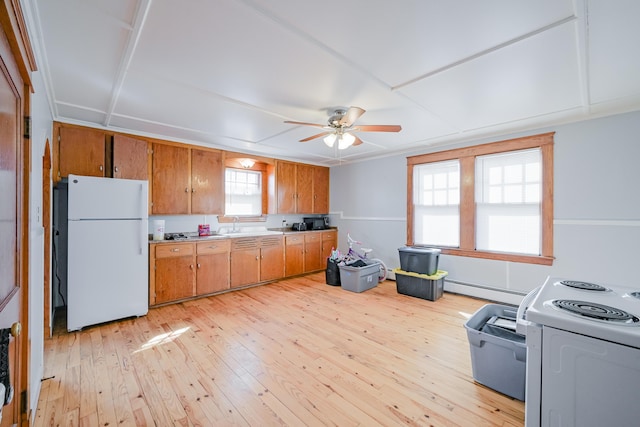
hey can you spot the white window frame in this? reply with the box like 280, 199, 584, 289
406, 132, 554, 266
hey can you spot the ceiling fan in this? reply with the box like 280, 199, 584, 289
284, 106, 402, 150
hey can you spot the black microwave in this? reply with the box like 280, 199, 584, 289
303, 217, 329, 230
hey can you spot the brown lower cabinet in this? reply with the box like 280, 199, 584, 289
230, 235, 285, 288
150, 230, 336, 306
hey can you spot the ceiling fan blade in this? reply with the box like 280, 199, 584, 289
338, 106, 366, 127
284, 120, 326, 128
352, 135, 364, 146
353, 124, 402, 132
300, 131, 332, 142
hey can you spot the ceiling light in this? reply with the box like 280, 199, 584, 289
323, 133, 337, 147
239, 158, 255, 168
338, 132, 356, 150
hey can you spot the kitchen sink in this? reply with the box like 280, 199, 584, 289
217, 226, 283, 237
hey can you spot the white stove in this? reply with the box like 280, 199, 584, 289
518, 276, 640, 427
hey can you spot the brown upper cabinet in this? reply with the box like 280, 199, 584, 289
113, 134, 149, 180
56, 123, 149, 181
58, 125, 107, 178
151, 143, 224, 215
274, 160, 329, 214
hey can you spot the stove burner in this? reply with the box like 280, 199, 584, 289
558, 280, 608, 291
629, 292, 640, 300
552, 300, 639, 324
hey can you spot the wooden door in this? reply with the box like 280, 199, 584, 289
113, 134, 148, 180
195, 240, 230, 295
191, 149, 224, 214
152, 143, 190, 214
0, 20, 28, 426
296, 163, 314, 213
154, 244, 195, 304
259, 236, 284, 281
304, 233, 323, 272
58, 126, 106, 178
284, 235, 304, 276
230, 238, 260, 287
276, 161, 296, 213
312, 166, 330, 214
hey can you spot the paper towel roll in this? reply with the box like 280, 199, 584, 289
152, 220, 165, 240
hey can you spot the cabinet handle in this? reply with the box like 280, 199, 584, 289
197, 263, 201, 268
255, 256, 259, 260
185, 187, 189, 193
171, 248, 180, 252
99, 165, 103, 171
114, 166, 119, 173
192, 188, 195, 193
208, 245, 218, 249
190, 264, 194, 269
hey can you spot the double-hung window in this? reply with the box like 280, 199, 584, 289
225, 168, 262, 216
407, 132, 554, 265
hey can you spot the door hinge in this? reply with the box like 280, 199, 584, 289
20, 390, 27, 413
23, 116, 31, 139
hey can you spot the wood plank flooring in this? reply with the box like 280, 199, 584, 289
34, 273, 524, 426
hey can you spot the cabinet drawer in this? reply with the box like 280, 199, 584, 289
305, 233, 321, 243
322, 231, 337, 240
197, 239, 231, 255
285, 235, 304, 245
155, 243, 194, 258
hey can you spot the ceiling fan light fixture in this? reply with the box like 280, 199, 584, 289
338, 132, 356, 150
323, 133, 337, 147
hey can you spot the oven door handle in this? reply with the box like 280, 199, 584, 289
516, 286, 540, 335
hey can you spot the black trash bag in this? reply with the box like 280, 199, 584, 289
326, 258, 341, 286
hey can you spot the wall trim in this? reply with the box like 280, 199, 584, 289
554, 219, 640, 227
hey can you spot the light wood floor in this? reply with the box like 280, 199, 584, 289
34, 273, 524, 427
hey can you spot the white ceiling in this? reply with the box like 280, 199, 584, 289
25, 0, 640, 166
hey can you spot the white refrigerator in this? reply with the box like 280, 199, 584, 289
67, 174, 149, 331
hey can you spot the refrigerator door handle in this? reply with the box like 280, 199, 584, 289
139, 183, 146, 219
138, 219, 145, 255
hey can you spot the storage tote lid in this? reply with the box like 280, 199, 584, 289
398, 246, 441, 255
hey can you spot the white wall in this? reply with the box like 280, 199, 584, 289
329, 110, 640, 305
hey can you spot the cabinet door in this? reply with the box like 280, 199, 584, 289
191, 148, 224, 214
276, 161, 296, 214
196, 253, 230, 295
321, 230, 337, 260
304, 233, 323, 272
59, 126, 106, 178
230, 238, 260, 287
296, 163, 314, 213
260, 236, 284, 281
313, 166, 330, 214
284, 234, 304, 276
113, 134, 149, 180
154, 243, 195, 304
152, 143, 190, 214
196, 240, 230, 295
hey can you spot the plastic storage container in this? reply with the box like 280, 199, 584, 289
464, 304, 526, 401
393, 268, 446, 301
398, 246, 441, 275
338, 262, 380, 293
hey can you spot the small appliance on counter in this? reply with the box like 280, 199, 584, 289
303, 216, 329, 230
291, 222, 307, 231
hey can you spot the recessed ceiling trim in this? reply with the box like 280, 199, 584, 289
392, 14, 578, 92
104, 0, 153, 127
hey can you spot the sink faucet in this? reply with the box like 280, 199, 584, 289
232, 216, 239, 232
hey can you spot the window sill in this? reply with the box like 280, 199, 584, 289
440, 248, 554, 266
218, 215, 267, 224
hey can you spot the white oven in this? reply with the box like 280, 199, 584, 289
517, 276, 640, 427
